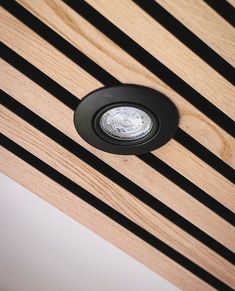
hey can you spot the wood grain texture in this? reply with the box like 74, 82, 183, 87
1, 1, 234, 289
1, 106, 234, 286
1, 60, 234, 253
0, 9, 234, 209
85, 0, 235, 120
157, 0, 235, 66
152, 141, 235, 212
1, 148, 213, 291
1, 7, 234, 168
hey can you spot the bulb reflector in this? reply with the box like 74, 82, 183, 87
99, 106, 153, 141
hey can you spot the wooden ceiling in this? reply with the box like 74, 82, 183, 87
0, 1, 234, 290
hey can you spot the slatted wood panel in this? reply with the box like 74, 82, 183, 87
0, 1, 234, 290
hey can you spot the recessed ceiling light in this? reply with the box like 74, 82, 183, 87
74, 85, 179, 155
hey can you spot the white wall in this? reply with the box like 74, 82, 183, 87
0, 172, 178, 291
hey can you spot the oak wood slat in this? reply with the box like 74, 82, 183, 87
1, 7, 234, 169
1, 60, 234, 253
1, 148, 213, 291
152, 141, 235, 213
157, 0, 235, 67
1, 106, 234, 287
226, 0, 235, 7
84, 0, 235, 120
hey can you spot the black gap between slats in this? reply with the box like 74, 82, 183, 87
174, 128, 235, 183
138, 153, 234, 225
2, 42, 235, 224
0, 133, 233, 291
1, 87, 234, 266
203, 0, 235, 27
1, 0, 119, 86
133, 0, 235, 85
62, 0, 235, 137
1, 3, 234, 183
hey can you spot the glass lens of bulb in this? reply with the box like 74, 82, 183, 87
99, 106, 153, 141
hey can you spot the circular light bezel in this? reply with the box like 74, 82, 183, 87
74, 85, 179, 155
94, 103, 159, 146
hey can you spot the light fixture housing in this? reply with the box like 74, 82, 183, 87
74, 85, 179, 155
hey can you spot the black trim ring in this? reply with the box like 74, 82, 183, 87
74, 85, 179, 155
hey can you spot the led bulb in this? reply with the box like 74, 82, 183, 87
99, 106, 153, 141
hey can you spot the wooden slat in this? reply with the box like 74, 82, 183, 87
83, 0, 235, 120
1, 60, 234, 253
157, 0, 235, 66
1, 106, 234, 287
152, 141, 234, 212
1, 7, 234, 169
1, 148, 212, 291
226, 0, 235, 7
0, 7, 100, 96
